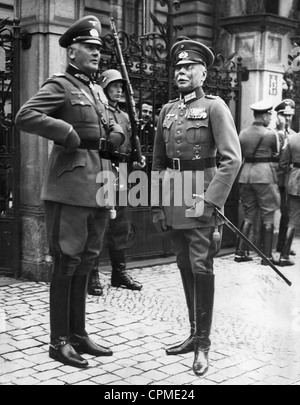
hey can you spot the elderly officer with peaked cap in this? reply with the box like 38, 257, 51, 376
274, 99, 297, 260
152, 39, 242, 377
235, 99, 281, 264
16, 16, 125, 369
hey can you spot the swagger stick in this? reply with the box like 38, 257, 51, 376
192, 195, 292, 287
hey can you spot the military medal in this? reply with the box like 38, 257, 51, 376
185, 108, 207, 120
193, 145, 202, 160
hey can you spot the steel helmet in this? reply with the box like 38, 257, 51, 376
99, 69, 127, 90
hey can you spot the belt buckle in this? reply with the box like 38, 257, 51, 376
173, 158, 181, 171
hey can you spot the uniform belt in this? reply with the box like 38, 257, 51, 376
294, 162, 300, 168
55, 139, 100, 150
78, 139, 100, 150
244, 157, 279, 163
166, 157, 216, 171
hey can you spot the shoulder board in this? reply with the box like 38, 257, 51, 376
52, 73, 66, 78
168, 98, 180, 104
42, 74, 66, 87
205, 95, 219, 100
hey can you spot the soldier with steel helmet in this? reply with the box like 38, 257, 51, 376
151, 39, 242, 377
15, 16, 125, 369
87, 69, 144, 296
235, 100, 281, 264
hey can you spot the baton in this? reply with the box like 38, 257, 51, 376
193, 195, 292, 287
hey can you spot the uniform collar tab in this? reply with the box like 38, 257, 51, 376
182, 87, 205, 104
67, 64, 92, 85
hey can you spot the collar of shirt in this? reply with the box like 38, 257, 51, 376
253, 122, 267, 127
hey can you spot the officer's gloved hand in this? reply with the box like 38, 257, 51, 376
64, 128, 81, 154
197, 201, 215, 223
152, 207, 168, 234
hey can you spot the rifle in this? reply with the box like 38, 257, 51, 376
110, 18, 143, 165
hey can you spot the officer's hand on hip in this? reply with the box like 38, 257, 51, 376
64, 128, 81, 154
152, 207, 168, 234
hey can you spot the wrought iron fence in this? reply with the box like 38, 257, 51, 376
0, 18, 20, 276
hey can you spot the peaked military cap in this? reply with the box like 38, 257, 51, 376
274, 99, 295, 115
170, 39, 215, 69
250, 99, 274, 114
59, 15, 102, 48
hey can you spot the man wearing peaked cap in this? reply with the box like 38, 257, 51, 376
275, 99, 295, 116
152, 37, 241, 377
59, 15, 102, 48
15, 15, 127, 369
171, 39, 215, 69
274, 98, 297, 265
250, 99, 274, 114
236, 99, 281, 266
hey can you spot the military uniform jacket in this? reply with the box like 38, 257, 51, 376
279, 132, 300, 196
239, 123, 279, 184
152, 89, 242, 229
15, 72, 113, 208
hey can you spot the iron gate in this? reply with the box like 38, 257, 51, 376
99, 30, 245, 259
0, 18, 21, 277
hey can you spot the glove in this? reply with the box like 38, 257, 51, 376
197, 201, 215, 223
64, 128, 81, 154
152, 207, 168, 234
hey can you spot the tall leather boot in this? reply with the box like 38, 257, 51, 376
193, 274, 215, 377
110, 250, 143, 290
49, 255, 88, 369
278, 228, 295, 267
70, 275, 113, 357
261, 224, 274, 266
235, 221, 253, 262
87, 259, 104, 296
166, 268, 195, 356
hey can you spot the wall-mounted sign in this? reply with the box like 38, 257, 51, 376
269, 75, 278, 96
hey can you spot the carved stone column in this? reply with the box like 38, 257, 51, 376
15, 0, 84, 281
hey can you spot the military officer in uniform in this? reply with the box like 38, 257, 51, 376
15, 16, 125, 369
277, 128, 300, 266
274, 99, 297, 258
152, 39, 242, 377
235, 100, 281, 264
88, 69, 143, 295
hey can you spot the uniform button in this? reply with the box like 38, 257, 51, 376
177, 140, 181, 144
177, 130, 181, 134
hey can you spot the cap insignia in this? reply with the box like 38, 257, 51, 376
90, 29, 99, 38
179, 51, 189, 60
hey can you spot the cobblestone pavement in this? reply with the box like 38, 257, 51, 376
1, 239, 300, 386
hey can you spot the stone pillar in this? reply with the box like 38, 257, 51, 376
15, 0, 84, 281
219, 14, 298, 130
